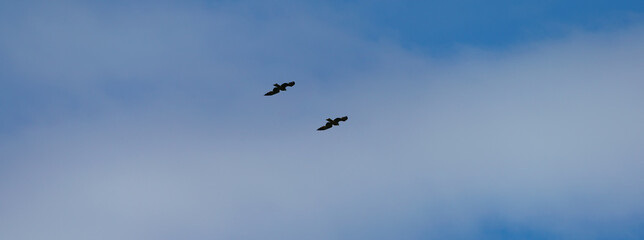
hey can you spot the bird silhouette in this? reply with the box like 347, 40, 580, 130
317, 116, 348, 131
264, 81, 295, 96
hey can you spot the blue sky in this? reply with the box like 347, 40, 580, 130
1, 1, 644, 239
328, 0, 644, 50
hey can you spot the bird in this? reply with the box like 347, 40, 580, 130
264, 81, 295, 96
317, 116, 348, 131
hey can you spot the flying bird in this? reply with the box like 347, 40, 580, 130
264, 81, 295, 96
317, 116, 348, 131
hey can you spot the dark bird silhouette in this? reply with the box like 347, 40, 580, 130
264, 81, 295, 96
317, 116, 348, 131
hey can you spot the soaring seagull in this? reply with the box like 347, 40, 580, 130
317, 116, 348, 131
264, 81, 295, 96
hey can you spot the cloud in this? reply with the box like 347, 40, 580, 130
1, 1, 644, 239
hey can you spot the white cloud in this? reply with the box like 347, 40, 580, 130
1, 2, 644, 239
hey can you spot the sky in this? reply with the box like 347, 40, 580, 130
1, 1, 644, 239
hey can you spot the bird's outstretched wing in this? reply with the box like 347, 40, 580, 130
331, 116, 348, 124
264, 88, 279, 96
317, 122, 332, 131
281, 81, 295, 88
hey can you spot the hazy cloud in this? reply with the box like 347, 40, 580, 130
1, 1, 643, 239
